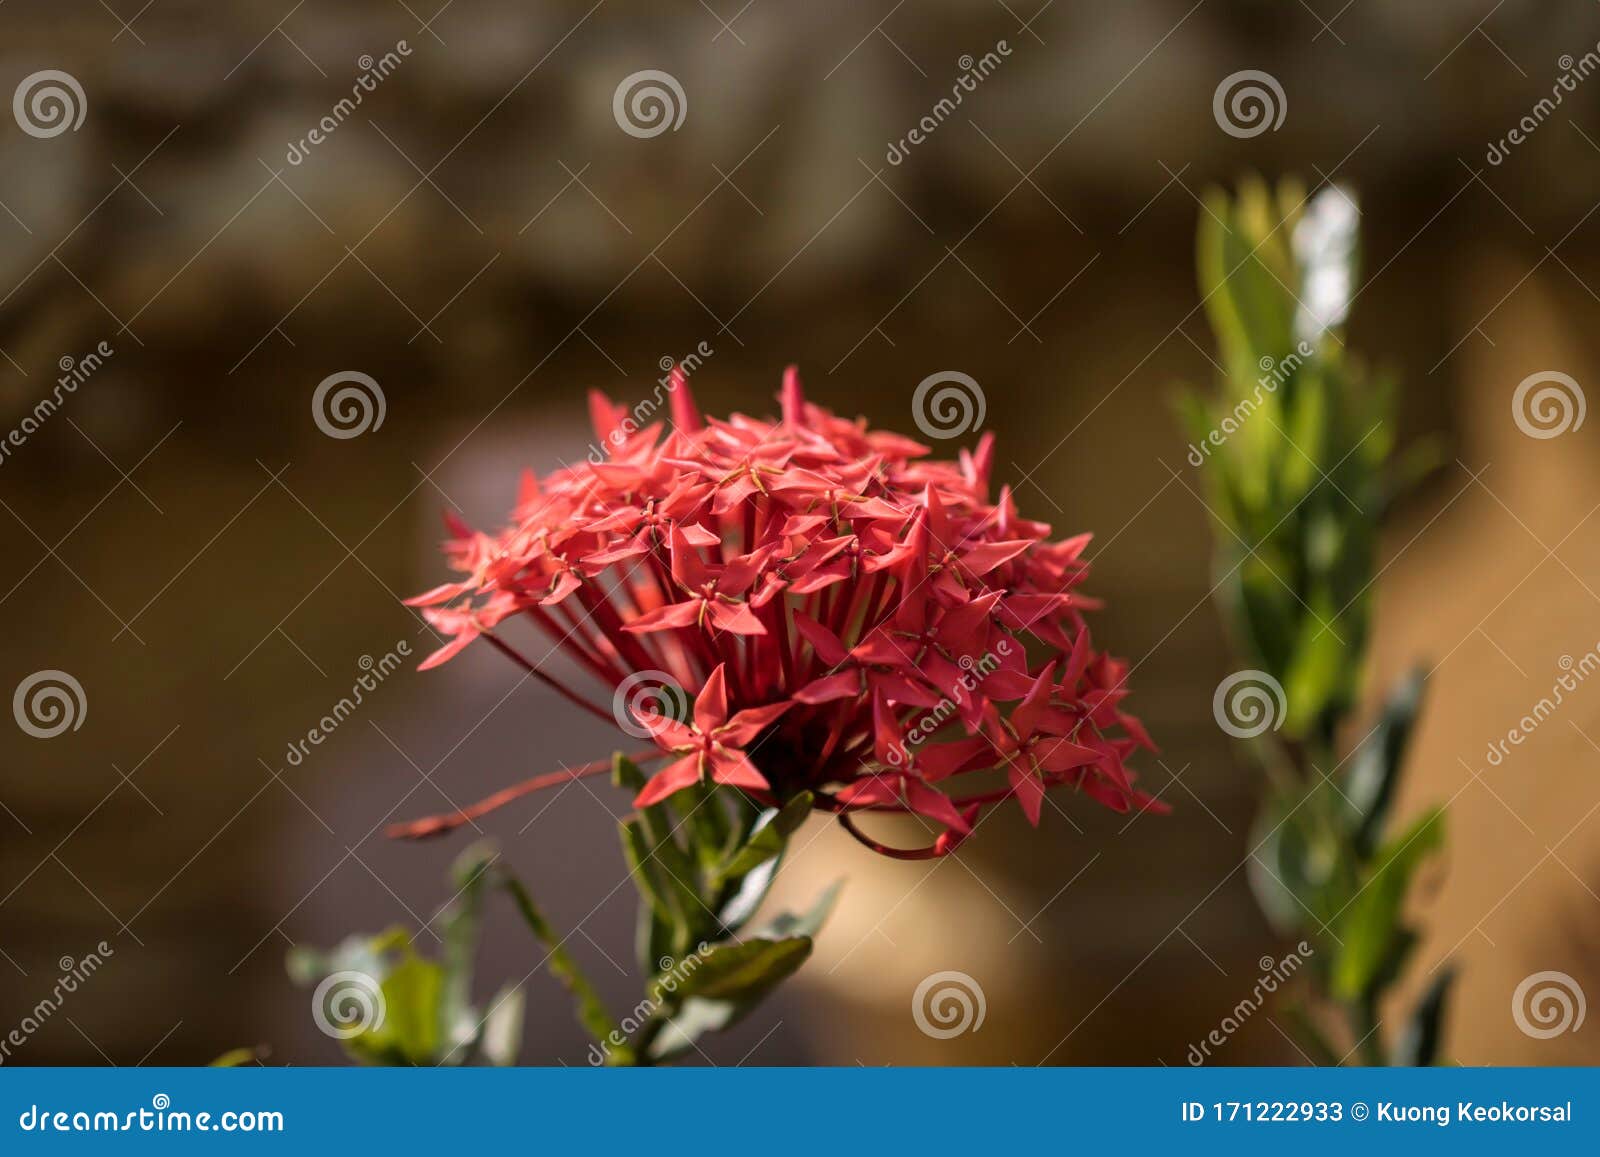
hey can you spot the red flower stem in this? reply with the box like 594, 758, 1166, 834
385, 751, 662, 839
835, 811, 947, 860
574, 581, 660, 675
480, 632, 617, 727
523, 604, 624, 686
771, 596, 797, 693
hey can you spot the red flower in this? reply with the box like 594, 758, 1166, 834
631, 664, 793, 806
391, 367, 1163, 857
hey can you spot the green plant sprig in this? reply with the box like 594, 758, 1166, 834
289, 754, 838, 1066
1180, 176, 1452, 1066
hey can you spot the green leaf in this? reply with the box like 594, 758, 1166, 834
286, 931, 391, 989
207, 1047, 264, 1067
478, 984, 525, 1067
1279, 371, 1329, 502
716, 856, 780, 935
715, 791, 813, 883
352, 952, 444, 1066
1236, 560, 1297, 677
291, 927, 452, 1066
502, 872, 631, 1060
646, 997, 741, 1063
1200, 183, 1296, 380
1248, 801, 1321, 937
752, 880, 843, 940
648, 890, 838, 1062
656, 936, 813, 1006
1331, 807, 1445, 1001
438, 841, 497, 1059
1281, 598, 1353, 740
1342, 670, 1426, 855
1393, 966, 1455, 1067
644, 935, 820, 1063
615, 755, 708, 954
670, 781, 733, 868
620, 817, 702, 957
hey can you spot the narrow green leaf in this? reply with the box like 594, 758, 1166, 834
207, 1047, 265, 1067
365, 953, 444, 1066
502, 872, 630, 1059
1247, 801, 1320, 937
620, 817, 701, 956
753, 879, 843, 941
716, 856, 780, 935
1281, 597, 1354, 739
615, 755, 708, 948
671, 781, 733, 866
715, 791, 814, 883
1393, 966, 1455, 1067
1342, 670, 1425, 854
439, 841, 497, 1058
1331, 807, 1445, 1000
478, 984, 525, 1067
646, 997, 741, 1063
659, 936, 813, 1006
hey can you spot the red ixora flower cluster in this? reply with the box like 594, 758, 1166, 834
390, 368, 1163, 858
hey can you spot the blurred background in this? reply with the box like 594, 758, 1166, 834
2, 0, 1600, 1066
